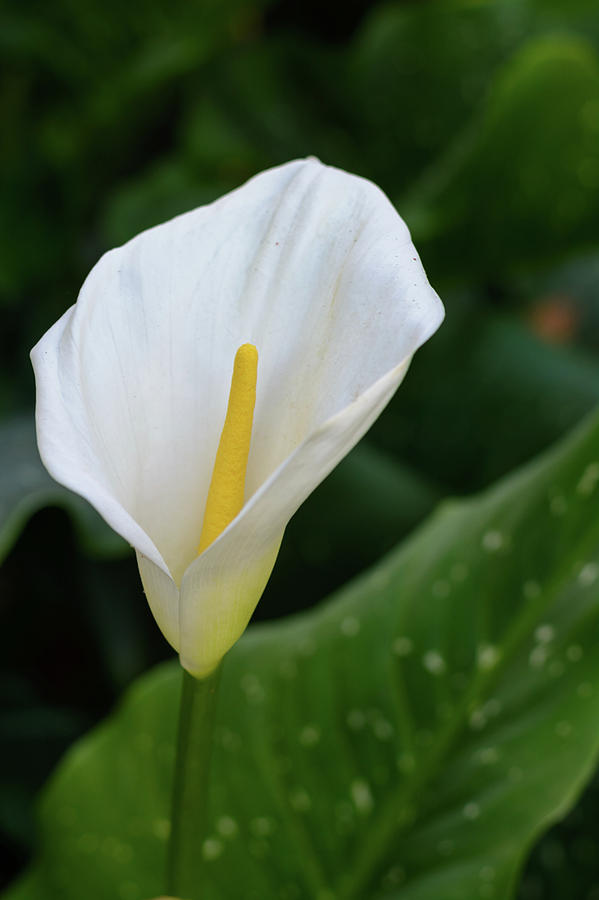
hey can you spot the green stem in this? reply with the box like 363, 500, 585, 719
166, 665, 222, 899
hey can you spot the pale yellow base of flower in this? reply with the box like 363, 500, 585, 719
180, 534, 283, 679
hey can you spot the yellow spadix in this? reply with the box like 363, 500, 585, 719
198, 343, 258, 554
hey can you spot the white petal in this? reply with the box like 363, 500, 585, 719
33, 309, 168, 572
33, 160, 440, 578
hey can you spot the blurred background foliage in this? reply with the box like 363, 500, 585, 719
1, 0, 599, 895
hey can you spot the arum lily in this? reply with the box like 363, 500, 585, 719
32, 158, 444, 678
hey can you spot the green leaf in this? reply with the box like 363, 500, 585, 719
518, 766, 599, 898
351, 0, 519, 192
6, 409, 599, 899
351, 0, 599, 199
0, 871, 44, 900
262, 443, 441, 618
0, 415, 127, 563
0, 702, 87, 849
407, 35, 599, 276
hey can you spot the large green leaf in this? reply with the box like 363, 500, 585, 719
5, 409, 599, 899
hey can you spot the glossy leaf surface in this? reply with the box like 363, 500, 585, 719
5, 410, 599, 899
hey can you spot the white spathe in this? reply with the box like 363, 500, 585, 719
32, 158, 444, 677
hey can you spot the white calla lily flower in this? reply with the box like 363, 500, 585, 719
32, 158, 444, 678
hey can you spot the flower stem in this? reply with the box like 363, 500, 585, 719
166, 665, 221, 898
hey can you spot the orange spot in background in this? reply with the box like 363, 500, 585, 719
527, 294, 580, 345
